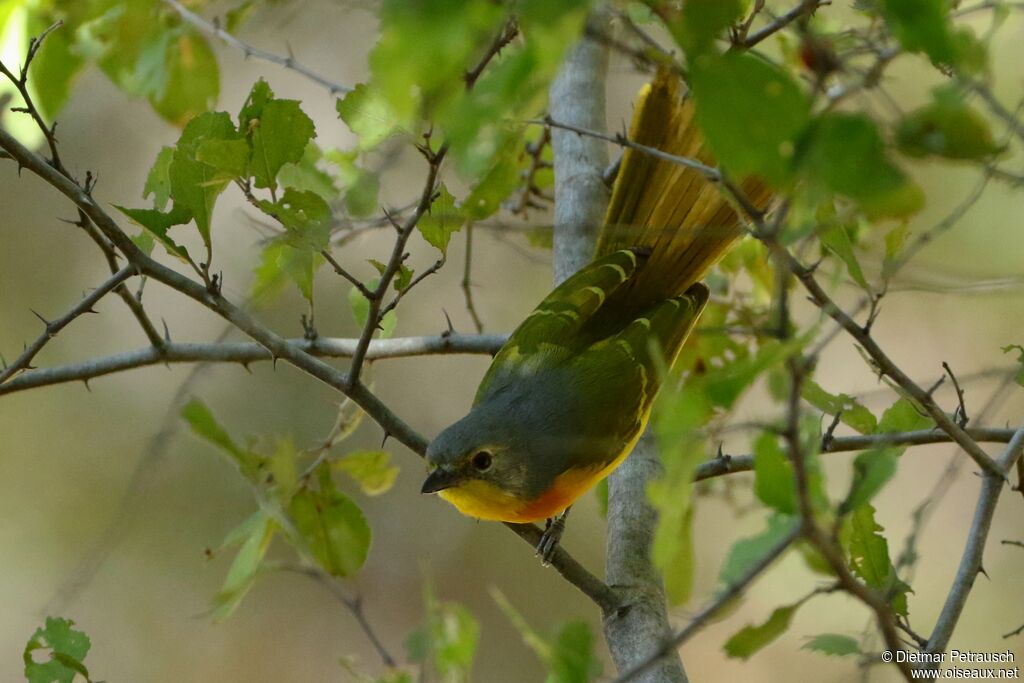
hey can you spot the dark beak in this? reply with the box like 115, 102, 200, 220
421, 467, 461, 494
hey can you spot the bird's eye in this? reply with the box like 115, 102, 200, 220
471, 450, 493, 472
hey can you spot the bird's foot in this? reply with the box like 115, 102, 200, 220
535, 508, 571, 567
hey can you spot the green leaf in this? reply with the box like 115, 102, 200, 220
250, 99, 317, 190
394, 264, 414, 292
211, 512, 276, 621
196, 137, 251, 179
753, 432, 796, 515
877, 0, 959, 66
181, 398, 262, 478
259, 188, 332, 248
407, 584, 479, 682
169, 111, 238, 245
802, 633, 863, 657
23, 617, 92, 683
842, 449, 897, 513
668, 0, 745, 55
346, 169, 380, 218
843, 503, 911, 616
801, 380, 878, 434
650, 385, 711, 604
819, 223, 869, 290
417, 183, 463, 254
718, 515, 795, 587
277, 143, 340, 201
143, 146, 175, 210
289, 488, 370, 577
149, 32, 220, 126
349, 281, 397, 338
336, 83, 404, 150
252, 240, 322, 303
724, 603, 800, 660
491, 590, 600, 683
878, 396, 932, 434
115, 203, 193, 261
704, 338, 805, 409
461, 133, 523, 220
1002, 344, 1024, 387
334, 450, 400, 496
28, 22, 84, 121
689, 52, 810, 185
897, 88, 1002, 160
797, 112, 923, 218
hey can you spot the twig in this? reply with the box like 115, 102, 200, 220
925, 423, 1024, 656
0, 335, 507, 396
461, 224, 485, 333
0, 266, 134, 384
160, 0, 351, 96
738, 0, 828, 49
463, 17, 519, 89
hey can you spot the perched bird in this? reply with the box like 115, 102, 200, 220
421, 70, 770, 556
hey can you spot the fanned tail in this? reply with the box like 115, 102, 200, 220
595, 70, 772, 311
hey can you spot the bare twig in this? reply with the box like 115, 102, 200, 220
161, 0, 352, 96
0, 266, 134, 384
461, 224, 485, 333
738, 0, 828, 49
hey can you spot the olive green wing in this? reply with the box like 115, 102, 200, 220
475, 249, 644, 405
563, 284, 709, 470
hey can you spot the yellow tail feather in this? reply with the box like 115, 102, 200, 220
596, 70, 772, 311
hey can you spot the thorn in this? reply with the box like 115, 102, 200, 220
272, 356, 279, 370
380, 432, 391, 448
82, 378, 91, 392
30, 308, 50, 327
441, 309, 455, 337
162, 318, 172, 342
240, 361, 252, 374
978, 564, 989, 580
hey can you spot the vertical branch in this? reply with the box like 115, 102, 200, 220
549, 11, 686, 683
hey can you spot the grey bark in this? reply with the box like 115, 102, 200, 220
548, 15, 688, 683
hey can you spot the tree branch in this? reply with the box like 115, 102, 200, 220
925, 423, 1024, 659
550, 12, 686, 683
161, 0, 352, 96
0, 265, 135, 384
0, 334, 507, 396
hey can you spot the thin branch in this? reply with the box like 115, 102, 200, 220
0, 334, 507, 396
461, 224, 485, 333
463, 17, 519, 89
609, 523, 800, 683
738, 0, 828, 49
926, 423, 1024, 655
161, 0, 352, 96
0, 266, 134, 384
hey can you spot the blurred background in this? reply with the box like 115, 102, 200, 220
1, 1, 1023, 681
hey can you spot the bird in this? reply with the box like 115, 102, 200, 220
421, 69, 771, 559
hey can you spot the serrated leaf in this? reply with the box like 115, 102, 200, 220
802, 633, 863, 657
820, 223, 869, 290
801, 380, 878, 434
753, 432, 797, 515
336, 83, 404, 150
150, 32, 220, 126
690, 52, 810, 186
168, 111, 238, 245
877, 0, 960, 66
842, 449, 897, 513
1002, 344, 1024, 387
143, 146, 175, 210
211, 513, 276, 621
23, 617, 92, 683
408, 584, 479, 681
335, 450, 399, 496
181, 398, 262, 478
258, 188, 332, 249
878, 397, 932, 434
461, 132, 524, 220
843, 503, 911, 616
718, 515, 796, 587
115, 203, 193, 261
250, 99, 317, 190
797, 112, 923, 219
724, 603, 800, 660
196, 137, 251, 179
898, 91, 1002, 160
417, 183, 463, 254
277, 143, 340, 201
